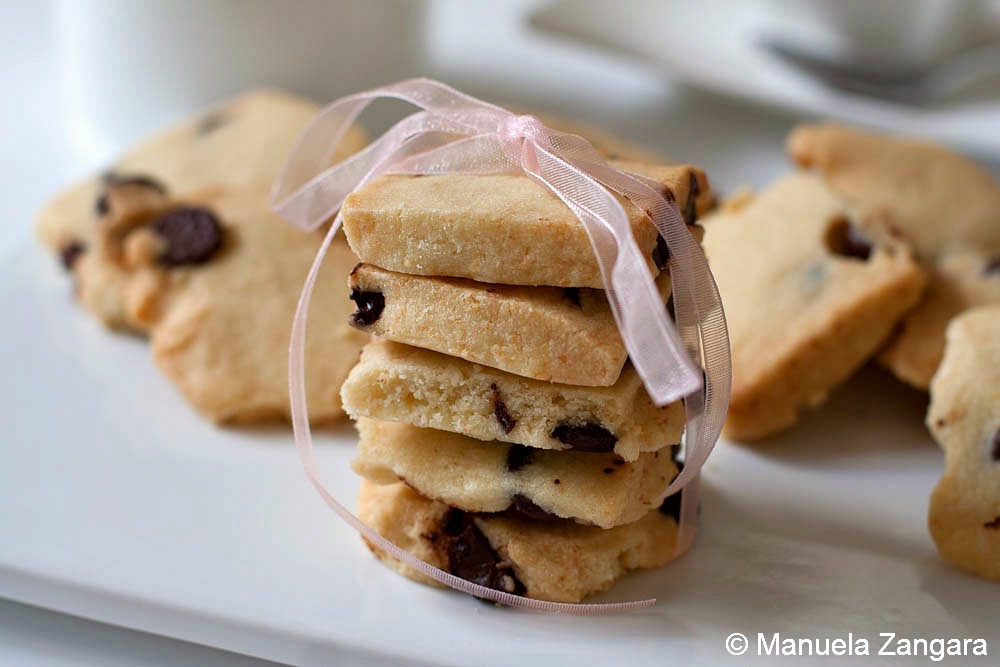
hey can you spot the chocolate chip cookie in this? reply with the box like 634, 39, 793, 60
927, 305, 1000, 580
38, 88, 368, 330
702, 172, 925, 440
346, 263, 671, 386
341, 340, 684, 461
352, 418, 680, 529
341, 162, 711, 289
788, 122, 1000, 389
357, 480, 680, 603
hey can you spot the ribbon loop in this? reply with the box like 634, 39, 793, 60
271, 78, 731, 613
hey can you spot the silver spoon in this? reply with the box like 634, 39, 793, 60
760, 35, 1000, 105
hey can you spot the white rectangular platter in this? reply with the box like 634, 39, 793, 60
2, 245, 998, 666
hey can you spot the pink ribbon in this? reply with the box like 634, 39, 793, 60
272, 79, 731, 613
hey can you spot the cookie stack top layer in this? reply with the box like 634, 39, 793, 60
340, 161, 711, 288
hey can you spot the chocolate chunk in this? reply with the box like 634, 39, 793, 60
196, 112, 227, 135
151, 207, 223, 265
985, 258, 1000, 276
992, 429, 1000, 462
825, 217, 873, 260
551, 422, 618, 453
505, 444, 534, 472
442, 509, 525, 596
503, 494, 560, 521
603, 467, 614, 474
985, 517, 1000, 530
658, 491, 682, 522
60, 241, 86, 270
349, 290, 385, 327
562, 287, 582, 308
490, 383, 516, 434
652, 234, 669, 269
683, 172, 700, 225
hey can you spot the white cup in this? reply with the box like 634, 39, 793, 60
53, 0, 426, 160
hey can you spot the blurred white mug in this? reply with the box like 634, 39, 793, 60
53, 0, 426, 159
766, 0, 1000, 68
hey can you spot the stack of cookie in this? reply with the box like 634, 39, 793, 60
338, 161, 713, 602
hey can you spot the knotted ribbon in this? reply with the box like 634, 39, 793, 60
272, 79, 731, 613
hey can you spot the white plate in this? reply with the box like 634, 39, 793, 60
3, 245, 998, 666
530, 0, 1000, 160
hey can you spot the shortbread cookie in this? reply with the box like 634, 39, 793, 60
341, 340, 684, 461
74, 185, 367, 423
38, 88, 367, 330
702, 172, 925, 441
879, 253, 1000, 387
341, 161, 712, 288
352, 419, 679, 529
927, 306, 1000, 580
357, 480, 680, 603
788, 123, 1000, 389
347, 264, 671, 386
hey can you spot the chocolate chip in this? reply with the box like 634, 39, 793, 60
603, 467, 614, 474
553, 478, 560, 484
197, 112, 227, 135
349, 290, 385, 327
683, 172, 700, 225
502, 494, 560, 521
658, 491, 682, 522
985, 517, 1000, 530
985, 258, 1000, 276
562, 287, 582, 308
441, 509, 524, 596
491, 384, 516, 434
825, 217, 873, 260
60, 241, 86, 270
150, 207, 223, 266
94, 194, 110, 216
551, 422, 618, 453
992, 429, 1000, 462
505, 444, 534, 472
652, 234, 669, 270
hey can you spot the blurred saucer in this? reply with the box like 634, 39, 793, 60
531, 0, 1000, 160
